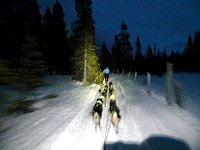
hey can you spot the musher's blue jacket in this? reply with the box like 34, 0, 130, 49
104, 67, 109, 74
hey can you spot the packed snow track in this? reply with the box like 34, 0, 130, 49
0, 74, 200, 150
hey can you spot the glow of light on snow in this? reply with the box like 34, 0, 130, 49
0, 73, 200, 150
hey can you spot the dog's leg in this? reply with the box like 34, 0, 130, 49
99, 121, 102, 131
93, 112, 102, 131
93, 112, 99, 131
111, 112, 120, 133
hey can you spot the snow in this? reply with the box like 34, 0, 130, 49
0, 73, 200, 150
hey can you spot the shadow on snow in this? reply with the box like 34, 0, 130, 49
104, 134, 192, 150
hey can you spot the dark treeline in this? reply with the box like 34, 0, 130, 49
0, 0, 70, 89
0, 0, 47, 89
99, 21, 200, 75
0, 0, 200, 87
43, 1, 70, 75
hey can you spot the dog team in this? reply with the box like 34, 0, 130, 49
92, 81, 121, 131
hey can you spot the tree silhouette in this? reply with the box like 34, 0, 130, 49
111, 21, 133, 72
0, 0, 46, 87
99, 42, 112, 71
134, 35, 145, 73
43, 7, 54, 74
145, 44, 153, 73
181, 32, 200, 72
13, 34, 46, 91
51, 0, 69, 74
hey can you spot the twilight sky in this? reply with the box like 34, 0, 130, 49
38, 0, 200, 54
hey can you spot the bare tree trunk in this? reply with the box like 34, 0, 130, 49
83, 26, 87, 85
83, 47, 87, 84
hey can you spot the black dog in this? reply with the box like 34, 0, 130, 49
109, 101, 121, 129
92, 98, 103, 130
99, 83, 108, 94
109, 101, 121, 118
109, 82, 114, 96
109, 82, 113, 89
100, 84, 108, 100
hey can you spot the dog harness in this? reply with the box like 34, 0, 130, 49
96, 98, 103, 105
99, 94, 105, 101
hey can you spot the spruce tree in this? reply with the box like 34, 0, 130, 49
0, 60, 13, 85
155, 49, 162, 74
14, 33, 46, 91
71, 0, 98, 84
0, 0, 45, 87
161, 48, 168, 72
51, 0, 69, 74
0, 0, 26, 59
99, 43, 112, 71
134, 34, 145, 73
111, 38, 122, 73
29, 0, 42, 36
192, 31, 200, 71
43, 7, 54, 74
112, 21, 133, 72
146, 45, 153, 73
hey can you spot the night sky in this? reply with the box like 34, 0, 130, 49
38, 0, 200, 54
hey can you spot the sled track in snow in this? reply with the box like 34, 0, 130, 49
49, 85, 101, 150
104, 76, 143, 146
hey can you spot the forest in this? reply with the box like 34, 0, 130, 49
0, 0, 200, 87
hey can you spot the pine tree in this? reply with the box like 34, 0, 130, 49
145, 44, 153, 73
182, 32, 200, 72
71, 0, 98, 84
14, 34, 46, 91
29, 0, 42, 36
112, 21, 133, 72
0, 0, 26, 59
0, 60, 13, 85
192, 31, 200, 71
155, 49, 162, 75
99, 43, 112, 71
43, 7, 54, 74
0, 0, 45, 86
161, 48, 168, 72
134, 34, 145, 73
169, 49, 182, 72
135, 35, 142, 55
51, 0, 69, 74
111, 38, 122, 72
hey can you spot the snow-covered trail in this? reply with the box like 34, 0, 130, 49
107, 74, 200, 150
0, 74, 200, 150
104, 76, 143, 143
0, 77, 101, 150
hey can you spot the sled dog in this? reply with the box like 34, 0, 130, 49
109, 82, 115, 96
109, 101, 121, 129
101, 89, 108, 99
99, 83, 108, 94
99, 83, 108, 105
109, 82, 113, 91
92, 98, 103, 130
99, 93, 106, 104
109, 89, 116, 101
